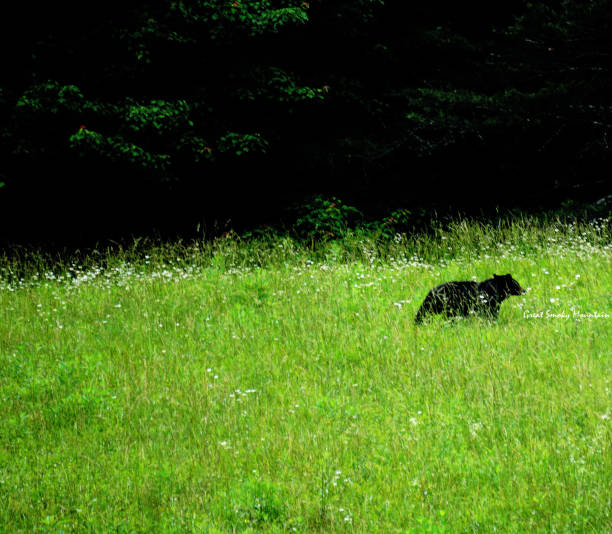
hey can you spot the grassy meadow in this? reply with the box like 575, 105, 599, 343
1, 219, 611, 533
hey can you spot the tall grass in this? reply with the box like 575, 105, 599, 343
1, 218, 610, 532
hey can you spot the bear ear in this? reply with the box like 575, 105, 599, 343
493, 273, 500, 278
505, 273, 512, 278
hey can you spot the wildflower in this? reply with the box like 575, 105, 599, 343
79, 125, 87, 130
469, 422, 483, 437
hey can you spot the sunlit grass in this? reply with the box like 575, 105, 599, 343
1, 218, 610, 532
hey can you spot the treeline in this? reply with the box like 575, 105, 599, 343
1, 0, 611, 244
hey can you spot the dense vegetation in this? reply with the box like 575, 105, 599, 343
1, 1, 611, 244
1, 219, 610, 532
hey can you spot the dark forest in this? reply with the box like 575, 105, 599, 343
1, 0, 611, 246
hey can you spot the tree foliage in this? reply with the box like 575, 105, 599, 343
1, 0, 610, 243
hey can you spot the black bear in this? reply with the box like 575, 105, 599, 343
414, 274, 526, 324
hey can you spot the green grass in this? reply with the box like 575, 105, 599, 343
1, 219, 611, 533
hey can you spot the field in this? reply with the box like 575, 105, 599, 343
1, 219, 611, 533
